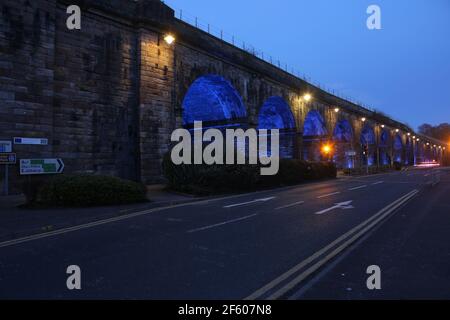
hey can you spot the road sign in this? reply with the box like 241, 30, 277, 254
315, 200, 354, 215
14, 137, 48, 145
0, 141, 12, 153
20, 159, 64, 175
0, 153, 16, 165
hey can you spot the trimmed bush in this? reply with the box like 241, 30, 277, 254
26, 174, 147, 207
162, 154, 337, 195
393, 161, 402, 171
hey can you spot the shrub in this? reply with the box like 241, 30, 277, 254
26, 174, 147, 207
162, 154, 337, 195
393, 161, 402, 171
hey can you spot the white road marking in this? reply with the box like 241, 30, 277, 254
314, 201, 354, 215
317, 192, 340, 199
223, 197, 275, 208
187, 214, 258, 233
275, 201, 305, 210
348, 185, 367, 191
372, 181, 384, 185
245, 189, 419, 300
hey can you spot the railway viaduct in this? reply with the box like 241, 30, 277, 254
0, 0, 448, 189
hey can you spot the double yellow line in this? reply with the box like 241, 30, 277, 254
245, 189, 419, 300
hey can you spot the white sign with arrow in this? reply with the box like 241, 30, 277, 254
315, 200, 354, 215
20, 159, 65, 175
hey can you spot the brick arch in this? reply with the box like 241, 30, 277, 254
180, 74, 248, 128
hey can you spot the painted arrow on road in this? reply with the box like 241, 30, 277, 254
223, 197, 276, 208
314, 200, 354, 215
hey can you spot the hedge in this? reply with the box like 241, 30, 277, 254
24, 174, 148, 207
162, 154, 337, 195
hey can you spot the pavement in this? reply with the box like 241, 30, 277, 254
0, 185, 198, 242
0, 167, 447, 299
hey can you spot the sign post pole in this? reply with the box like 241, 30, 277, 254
4, 164, 8, 196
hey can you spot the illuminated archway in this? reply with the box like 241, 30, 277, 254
379, 129, 391, 166
360, 124, 376, 166
333, 120, 354, 169
182, 75, 247, 128
393, 134, 403, 163
258, 96, 296, 158
302, 110, 328, 161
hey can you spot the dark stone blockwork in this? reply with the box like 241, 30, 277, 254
0, 0, 447, 191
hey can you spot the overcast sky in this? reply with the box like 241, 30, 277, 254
163, 0, 450, 130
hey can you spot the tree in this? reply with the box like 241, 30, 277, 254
418, 123, 450, 142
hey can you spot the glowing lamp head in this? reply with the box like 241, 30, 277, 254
303, 94, 312, 102
361, 117, 366, 122
381, 124, 385, 128
164, 34, 175, 45
322, 144, 332, 155
395, 129, 399, 133
334, 108, 340, 113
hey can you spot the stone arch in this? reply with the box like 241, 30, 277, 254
379, 128, 391, 166
405, 136, 414, 165
333, 119, 355, 169
182, 75, 247, 128
258, 96, 296, 158
393, 133, 403, 163
360, 123, 376, 166
302, 110, 328, 161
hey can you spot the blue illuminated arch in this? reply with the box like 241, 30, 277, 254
360, 124, 376, 145
258, 97, 296, 159
333, 120, 353, 142
379, 129, 390, 147
182, 75, 247, 126
394, 134, 403, 150
303, 110, 328, 136
258, 97, 296, 130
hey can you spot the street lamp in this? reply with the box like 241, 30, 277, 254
321, 143, 333, 161
381, 124, 385, 128
334, 108, 340, 113
395, 129, 399, 133
164, 34, 176, 45
303, 94, 312, 102
361, 117, 366, 122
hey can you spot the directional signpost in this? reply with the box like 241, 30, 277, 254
14, 137, 48, 146
0, 153, 16, 165
0, 141, 15, 196
20, 159, 65, 175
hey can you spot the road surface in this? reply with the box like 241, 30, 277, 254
0, 167, 446, 299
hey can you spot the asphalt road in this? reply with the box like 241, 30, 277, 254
0, 168, 443, 299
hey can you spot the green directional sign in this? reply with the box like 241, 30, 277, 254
20, 159, 65, 175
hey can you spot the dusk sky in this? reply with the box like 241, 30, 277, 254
164, 0, 450, 130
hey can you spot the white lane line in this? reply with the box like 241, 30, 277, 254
317, 192, 340, 199
372, 181, 384, 185
245, 189, 419, 300
187, 214, 258, 234
223, 197, 275, 209
348, 185, 367, 191
275, 201, 305, 210
424, 174, 430, 177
